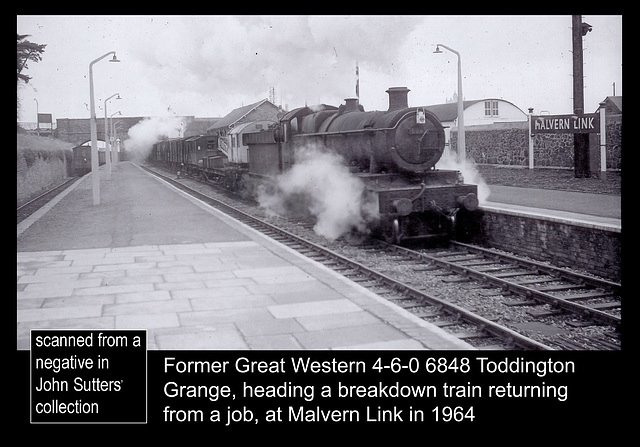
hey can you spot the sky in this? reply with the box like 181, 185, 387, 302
17, 15, 623, 124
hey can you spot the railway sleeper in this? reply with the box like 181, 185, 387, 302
307, 253, 328, 260
474, 265, 521, 273
432, 270, 456, 277
513, 277, 557, 285
412, 307, 442, 318
504, 299, 538, 307
412, 264, 441, 272
441, 275, 470, 283
562, 291, 615, 301
588, 302, 621, 311
478, 288, 504, 297
535, 283, 587, 292
431, 251, 464, 259
458, 260, 499, 267
526, 308, 564, 318
493, 270, 539, 278
433, 319, 459, 328
452, 331, 491, 340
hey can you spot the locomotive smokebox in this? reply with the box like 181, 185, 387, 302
386, 87, 410, 111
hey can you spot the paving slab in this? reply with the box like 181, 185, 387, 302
16, 162, 476, 350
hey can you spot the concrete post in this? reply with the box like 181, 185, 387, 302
528, 107, 534, 170
599, 101, 607, 181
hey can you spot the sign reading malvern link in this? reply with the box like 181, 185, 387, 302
531, 113, 600, 134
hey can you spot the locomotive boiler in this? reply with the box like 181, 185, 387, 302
245, 87, 480, 243
296, 87, 445, 174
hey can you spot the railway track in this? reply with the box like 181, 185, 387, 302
143, 164, 621, 351
17, 176, 80, 225
361, 242, 621, 350
420, 242, 621, 326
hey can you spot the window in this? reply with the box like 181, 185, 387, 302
485, 101, 499, 117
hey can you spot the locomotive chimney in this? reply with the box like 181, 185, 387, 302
344, 97, 359, 112
386, 87, 410, 111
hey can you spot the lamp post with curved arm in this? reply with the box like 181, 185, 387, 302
110, 112, 122, 165
434, 44, 465, 163
114, 123, 124, 162
89, 51, 120, 205
104, 94, 120, 180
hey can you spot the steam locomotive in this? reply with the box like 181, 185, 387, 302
150, 87, 479, 243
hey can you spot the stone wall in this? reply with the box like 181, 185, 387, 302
604, 115, 622, 170
477, 210, 621, 282
450, 115, 622, 170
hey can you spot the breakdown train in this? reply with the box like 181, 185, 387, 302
150, 87, 480, 243
72, 140, 127, 176
72, 142, 106, 176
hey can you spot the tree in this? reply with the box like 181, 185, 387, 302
17, 33, 46, 84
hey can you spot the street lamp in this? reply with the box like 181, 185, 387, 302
34, 98, 39, 136
104, 93, 121, 180
110, 112, 122, 165
434, 44, 465, 163
89, 51, 120, 205
114, 123, 124, 161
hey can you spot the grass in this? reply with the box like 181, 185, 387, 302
476, 165, 621, 196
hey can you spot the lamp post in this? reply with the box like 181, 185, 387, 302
104, 93, 121, 180
89, 51, 120, 205
110, 112, 122, 165
34, 98, 39, 136
114, 123, 124, 162
434, 44, 465, 163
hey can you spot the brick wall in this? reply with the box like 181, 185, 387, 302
450, 115, 622, 170
477, 210, 621, 282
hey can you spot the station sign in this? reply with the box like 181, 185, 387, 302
531, 113, 600, 134
37, 113, 53, 124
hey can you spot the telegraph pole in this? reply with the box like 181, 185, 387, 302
572, 15, 591, 178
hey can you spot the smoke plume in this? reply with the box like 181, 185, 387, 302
123, 116, 185, 161
257, 144, 380, 241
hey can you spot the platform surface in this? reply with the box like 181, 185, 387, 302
17, 162, 475, 351
482, 185, 621, 231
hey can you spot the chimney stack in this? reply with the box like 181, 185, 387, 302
343, 97, 359, 112
386, 87, 410, 111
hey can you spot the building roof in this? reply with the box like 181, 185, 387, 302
184, 117, 221, 136
599, 96, 622, 114
207, 99, 277, 132
424, 98, 526, 122
228, 120, 276, 135
423, 100, 483, 122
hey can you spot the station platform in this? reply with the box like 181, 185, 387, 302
481, 185, 621, 232
16, 162, 475, 351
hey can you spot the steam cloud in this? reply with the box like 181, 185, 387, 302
436, 156, 491, 204
126, 15, 424, 115
257, 144, 380, 241
123, 116, 185, 161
